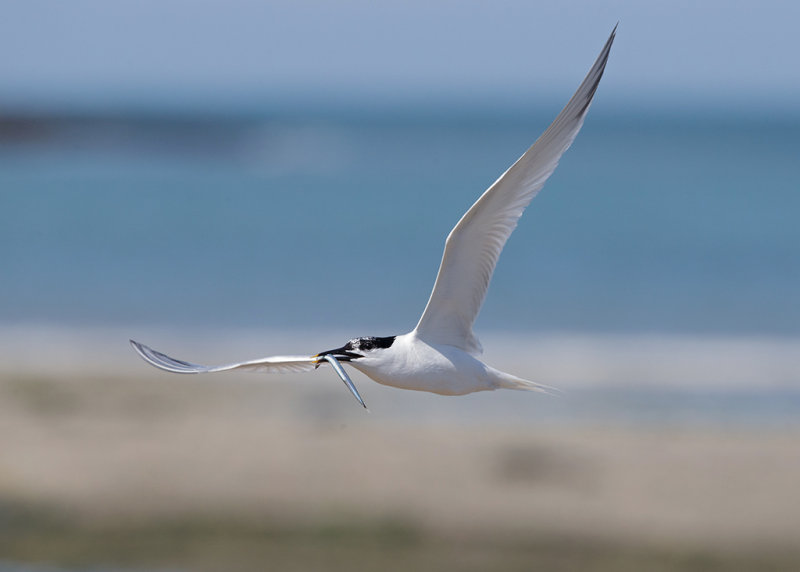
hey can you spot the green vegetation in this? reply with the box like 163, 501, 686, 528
1, 503, 798, 572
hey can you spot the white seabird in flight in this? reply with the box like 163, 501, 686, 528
131, 27, 616, 409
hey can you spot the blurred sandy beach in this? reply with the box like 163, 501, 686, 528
1, 326, 798, 571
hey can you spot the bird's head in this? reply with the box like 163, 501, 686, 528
313, 336, 396, 364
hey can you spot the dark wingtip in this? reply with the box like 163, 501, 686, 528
129, 338, 144, 354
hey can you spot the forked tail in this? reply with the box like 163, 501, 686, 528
491, 369, 560, 395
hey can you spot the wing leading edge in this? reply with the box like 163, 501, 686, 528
129, 339, 317, 374
414, 26, 616, 355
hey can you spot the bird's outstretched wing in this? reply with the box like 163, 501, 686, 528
130, 339, 317, 374
414, 26, 616, 355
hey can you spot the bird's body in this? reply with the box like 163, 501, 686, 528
131, 27, 617, 408
351, 334, 479, 395
336, 333, 534, 396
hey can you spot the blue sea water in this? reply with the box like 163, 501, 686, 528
1, 107, 798, 335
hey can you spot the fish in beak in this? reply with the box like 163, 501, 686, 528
312, 349, 368, 410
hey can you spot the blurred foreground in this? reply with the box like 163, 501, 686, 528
1, 328, 799, 571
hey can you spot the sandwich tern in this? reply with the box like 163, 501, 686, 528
131, 27, 616, 409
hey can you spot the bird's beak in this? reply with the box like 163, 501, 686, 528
313, 345, 362, 365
